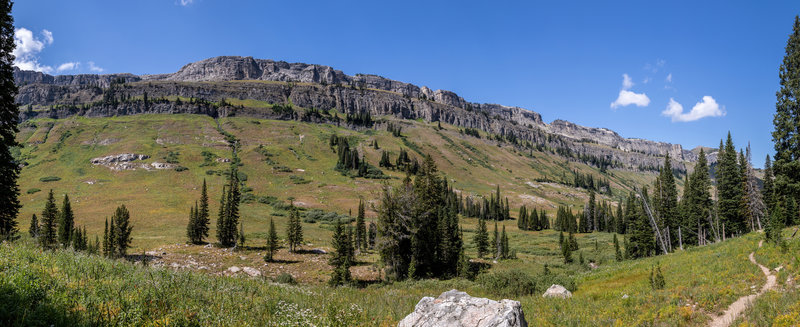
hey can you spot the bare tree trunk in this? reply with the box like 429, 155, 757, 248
636, 188, 669, 255
722, 223, 726, 242
678, 226, 683, 250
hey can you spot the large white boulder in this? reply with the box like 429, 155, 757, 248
542, 284, 572, 299
397, 289, 527, 327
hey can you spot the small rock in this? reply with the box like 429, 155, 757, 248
309, 248, 327, 254
242, 267, 261, 277
622, 294, 629, 299
589, 262, 599, 269
542, 284, 572, 299
227, 266, 241, 274
776, 266, 784, 272
239, 256, 247, 260
204, 244, 213, 248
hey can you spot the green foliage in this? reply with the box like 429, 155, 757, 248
39, 190, 59, 249
649, 263, 666, 290
274, 272, 297, 285
217, 169, 241, 247
110, 204, 133, 257
355, 199, 366, 252
476, 269, 576, 298
717, 133, 746, 236
57, 194, 74, 248
264, 218, 279, 262
773, 15, 800, 203
329, 219, 354, 286
39, 176, 61, 182
0, 0, 20, 238
286, 206, 303, 253
26, 188, 40, 194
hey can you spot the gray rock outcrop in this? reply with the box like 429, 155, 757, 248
542, 284, 572, 299
16, 56, 705, 171
397, 289, 527, 327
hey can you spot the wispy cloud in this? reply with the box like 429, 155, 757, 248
57, 62, 79, 72
13, 28, 54, 73
661, 96, 725, 122
611, 74, 650, 109
87, 61, 104, 72
178, 0, 194, 6
666, 73, 672, 83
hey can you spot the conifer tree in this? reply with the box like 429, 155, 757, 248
773, 15, 800, 203
238, 221, 246, 248
763, 155, 776, 213
102, 218, 109, 256
355, 199, 366, 252
368, 221, 377, 249
492, 222, 499, 259
500, 225, 509, 259
57, 194, 75, 248
684, 149, 713, 245
628, 189, 655, 258
717, 133, 746, 236
28, 214, 38, 238
329, 218, 354, 286
614, 233, 622, 261
107, 218, 116, 257
518, 206, 527, 230
265, 218, 279, 262
474, 217, 489, 258
40, 190, 59, 249
765, 201, 785, 244
186, 203, 197, 243
655, 154, 679, 247
0, 0, 20, 238
216, 186, 227, 245
286, 206, 303, 252
112, 205, 133, 257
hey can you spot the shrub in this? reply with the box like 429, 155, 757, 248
26, 188, 41, 194
477, 269, 577, 297
175, 166, 188, 172
275, 273, 296, 285
258, 196, 278, 205
39, 176, 61, 182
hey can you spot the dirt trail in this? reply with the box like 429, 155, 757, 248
708, 240, 777, 327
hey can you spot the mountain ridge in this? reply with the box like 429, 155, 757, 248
13, 56, 707, 170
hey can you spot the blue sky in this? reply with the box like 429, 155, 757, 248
11, 1, 800, 167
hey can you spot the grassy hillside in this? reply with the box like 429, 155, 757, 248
0, 230, 774, 326
13, 114, 662, 251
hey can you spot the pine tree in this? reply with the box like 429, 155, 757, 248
0, 0, 20, 238
286, 206, 303, 252
763, 155, 776, 213
56, 194, 75, 248
684, 149, 713, 245
265, 218, 279, 262
28, 214, 38, 238
765, 201, 785, 244
613, 233, 622, 261
718, 133, 745, 236
474, 217, 489, 258
500, 225, 509, 259
112, 205, 133, 257
368, 221, 377, 249
216, 186, 227, 245
102, 218, 109, 256
518, 206, 527, 230
628, 189, 655, 258
773, 15, 800, 203
329, 218, 353, 286
108, 218, 116, 257
655, 154, 679, 247
187, 203, 197, 243
355, 199, 366, 252
492, 222, 499, 259
40, 189, 59, 249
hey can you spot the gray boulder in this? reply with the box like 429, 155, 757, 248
397, 289, 527, 327
542, 284, 572, 299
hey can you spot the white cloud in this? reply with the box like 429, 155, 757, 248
57, 62, 79, 72
12, 27, 53, 73
611, 90, 651, 109
179, 0, 194, 6
643, 77, 652, 84
661, 96, 725, 122
610, 74, 650, 109
622, 73, 634, 90
87, 61, 104, 72
666, 73, 672, 83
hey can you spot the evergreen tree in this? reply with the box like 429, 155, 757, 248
655, 154, 679, 247
613, 233, 622, 261
501, 225, 509, 259
265, 218, 279, 262
186, 202, 198, 243
518, 206, 527, 230
474, 217, 489, 258
684, 149, 713, 245
237, 221, 246, 248
763, 155, 776, 213
718, 133, 745, 236
216, 186, 227, 245
329, 218, 354, 286
368, 221, 377, 249
40, 189, 59, 249
765, 201, 785, 244
57, 194, 75, 248
587, 190, 596, 232
410, 155, 444, 278
491, 222, 499, 259
355, 199, 367, 252
197, 179, 210, 242
562, 235, 573, 263
628, 189, 655, 258
286, 206, 303, 252
102, 218, 109, 256
28, 214, 38, 238
111, 205, 133, 257
0, 0, 20, 238
773, 15, 800, 203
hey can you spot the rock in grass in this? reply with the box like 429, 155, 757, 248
398, 289, 527, 327
542, 284, 572, 299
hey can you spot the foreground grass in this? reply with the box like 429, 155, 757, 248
0, 231, 769, 326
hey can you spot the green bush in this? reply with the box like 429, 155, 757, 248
39, 176, 61, 182
274, 273, 296, 285
175, 166, 188, 172
477, 269, 576, 297
26, 188, 41, 194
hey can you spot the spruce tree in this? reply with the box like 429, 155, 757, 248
717, 133, 745, 236
286, 206, 303, 252
216, 186, 227, 245
265, 218, 279, 262
763, 155, 776, 214
28, 214, 38, 238
355, 199, 366, 252
108, 218, 116, 257
40, 190, 59, 249
501, 225, 509, 259
474, 217, 489, 258
112, 205, 133, 257
329, 218, 353, 286
629, 189, 655, 258
614, 233, 622, 261
0, 0, 20, 238
492, 222, 499, 259
684, 149, 713, 245
237, 221, 246, 248
773, 15, 800, 203
186, 203, 197, 243
102, 218, 109, 256
57, 194, 75, 248
656, 154, 679, 247
197, 179, 210, 242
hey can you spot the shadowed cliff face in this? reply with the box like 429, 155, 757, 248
13, 56, 704, 171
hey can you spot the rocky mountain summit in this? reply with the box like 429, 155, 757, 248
14, 56, 704, 171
